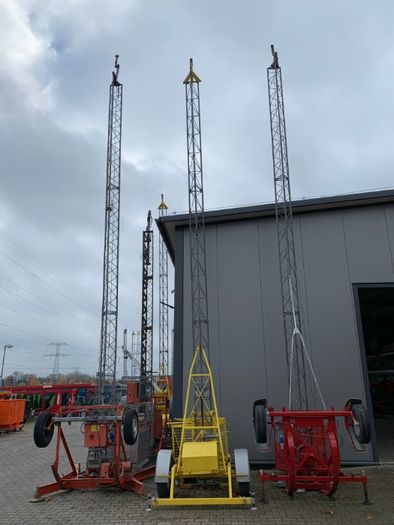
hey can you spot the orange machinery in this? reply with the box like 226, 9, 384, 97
0, 391, 26, 432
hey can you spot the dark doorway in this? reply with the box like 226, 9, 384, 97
357, 286, 394, 462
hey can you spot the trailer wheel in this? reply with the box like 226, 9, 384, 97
234, 448, 251, 498
155, 449, 172, 498
33, 411, 54, 448
123, 408, 139, 445
254, 404, 268, 444
351, 404, 371, 444
238, 481, 250, 497
156, 481, 170, 498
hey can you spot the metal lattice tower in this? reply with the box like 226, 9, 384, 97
98, 55, 123, 401
46, 342, 68, 382
267, 45, 308, 409
158, 194, 169, 377
139, 210, 154, 402
183, 58, 212, 415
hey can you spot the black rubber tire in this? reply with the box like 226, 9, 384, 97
33, 411, 54, 448
123, 408, 139, 445
253, 404, 268, 444
156, 482, 170, 498
351, 404, 371, 444
238, 481, 250, 497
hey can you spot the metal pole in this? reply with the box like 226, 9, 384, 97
1, 345, 13, 386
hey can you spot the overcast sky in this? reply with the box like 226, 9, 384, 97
1, 0, 394, 379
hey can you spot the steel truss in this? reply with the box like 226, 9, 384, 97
267, 46, 308, 409
140, 211, 153, 402
183, 59, 212, 419
158, 194, 169, 377
98, 55, 122, 401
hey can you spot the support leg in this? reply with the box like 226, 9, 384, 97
260, 477, 267, 503
362, 481, 371, 504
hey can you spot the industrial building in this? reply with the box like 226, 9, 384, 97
158, 188, 394, 464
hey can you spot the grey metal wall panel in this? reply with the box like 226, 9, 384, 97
297, 211, 372, 461
172, 227, 185, 417
256, 218, 288, 408
214, 221, 267, 454
342, 206, 394, 283
381, 204, 394, 275
174, 203, 394, 463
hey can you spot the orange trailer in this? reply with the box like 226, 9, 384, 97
0, 394, 26, 432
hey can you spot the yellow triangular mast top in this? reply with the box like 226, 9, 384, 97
183, 58, 201, 84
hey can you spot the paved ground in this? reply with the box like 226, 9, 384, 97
0, 422, 393, 524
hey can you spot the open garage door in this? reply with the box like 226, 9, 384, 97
356, 285, 394, 463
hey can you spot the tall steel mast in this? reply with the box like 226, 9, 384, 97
98, 55, 123, 401
139, 210, 154, 402
184, 58, 212, 416
158, 194, 169, 377
267, 45, 308, 409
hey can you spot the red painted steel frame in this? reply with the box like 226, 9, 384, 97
8, 383, 95, 395
34, 404, 155, 499
259, 407, 368, 498
7, 384, 96, 415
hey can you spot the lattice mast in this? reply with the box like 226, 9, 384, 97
158, 194, 169, 377
98, 55, 123, 401
183, 59, 212, 419
139, 211, 154, 402
46, 342, 68, 382
267, 45, 308, 409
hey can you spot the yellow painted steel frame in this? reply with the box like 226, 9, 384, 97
178, 346, 227, 473
153, 375, 172, 414
152, 346, 252, 507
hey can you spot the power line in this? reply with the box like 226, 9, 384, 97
0, 247, 100, 320
0, 283, 98, 334
0, 230, 98, 312
5, 362, 94, 372
0, 303, 97, 344
0, 320, 55, 342
0, 332, 47, 348
0, 321, 97, 356
0, 275, 98, 329
0, 334, 98, 361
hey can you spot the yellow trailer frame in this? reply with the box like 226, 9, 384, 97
150, 346, 253, 508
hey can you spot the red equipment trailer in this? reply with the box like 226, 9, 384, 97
32, 381, 168, 500
253, 398, 371, 503
7, 383, 96, 415
33, 401, 156, 499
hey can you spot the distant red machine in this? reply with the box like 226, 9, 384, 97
7, 383, 96, 415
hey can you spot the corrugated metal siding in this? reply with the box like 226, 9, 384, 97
177, 203, 394, 462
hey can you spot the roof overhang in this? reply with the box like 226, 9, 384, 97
156, 188, 394, 263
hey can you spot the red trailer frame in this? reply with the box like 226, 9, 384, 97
33, 402, 155, 500
7, 384, 96, 415
254, 400, 371, 503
